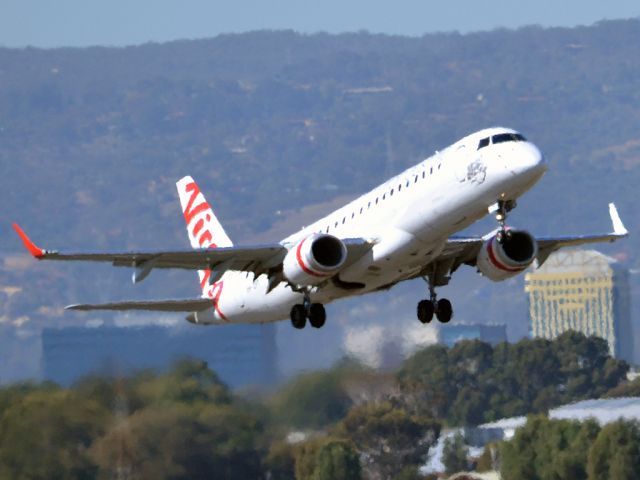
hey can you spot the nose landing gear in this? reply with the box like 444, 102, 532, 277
492, 199, 517, 244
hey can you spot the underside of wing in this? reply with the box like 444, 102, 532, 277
65, 298, 213, 312
410, 203, 628, 286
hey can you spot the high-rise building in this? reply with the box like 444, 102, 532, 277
42, 323, 278, 388
525, 249, 633, 363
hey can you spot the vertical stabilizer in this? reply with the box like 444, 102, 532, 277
176, 176, 233, 294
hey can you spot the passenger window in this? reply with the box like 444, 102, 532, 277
414, 175, 418, 183
360, 207, 363, 214
430, 167, 433, 174
342, 217, 345, 224
390, 189, 394, 196
422, 171, 425, 179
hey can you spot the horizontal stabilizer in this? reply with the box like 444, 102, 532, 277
65, 298, 213, 312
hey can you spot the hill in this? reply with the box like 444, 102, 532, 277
1, 20, 639, 377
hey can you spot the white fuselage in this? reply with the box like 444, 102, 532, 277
193, 127, 547, 324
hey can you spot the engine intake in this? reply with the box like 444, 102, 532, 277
283, 234, 347, 287
476, 229, 538, 281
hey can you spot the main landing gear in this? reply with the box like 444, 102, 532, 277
417, 278, 453, 324
290, 293, 326, 329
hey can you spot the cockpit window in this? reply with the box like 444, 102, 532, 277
477, 137, 490, 150
492, 133, 527, 144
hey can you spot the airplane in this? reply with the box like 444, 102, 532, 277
13, 127, 629, 329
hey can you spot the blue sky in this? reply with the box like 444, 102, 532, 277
2, 0, 639, 48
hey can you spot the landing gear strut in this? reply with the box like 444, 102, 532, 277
494, 199, 516, 244
290, 291, 326, 329
417, 277, 453, 324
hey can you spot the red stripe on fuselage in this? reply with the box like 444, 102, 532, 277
207, 281, 228, 322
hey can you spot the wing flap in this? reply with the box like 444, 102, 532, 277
65, 298, 213, 312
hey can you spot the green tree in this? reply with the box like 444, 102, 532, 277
442, 432, 469, 475
133, 358, 232, 407
500, 415, 600, 480
264, 441, 296, 480
605, 377, 640, 398
272, 369, 352, 429
587, 420, 640, 480
91, 404, 263, 480
552, 331, 629, 400
336, 401, 440, 479
398, 344, 454, 420
0, 388, 108, 480
313, 439, 361, 480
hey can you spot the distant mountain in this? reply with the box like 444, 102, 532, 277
1, 21, 639, 377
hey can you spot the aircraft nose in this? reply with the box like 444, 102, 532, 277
519, 142, 547, 177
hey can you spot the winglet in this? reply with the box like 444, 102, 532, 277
609, 203, 628, 236
12, 223, 45, 258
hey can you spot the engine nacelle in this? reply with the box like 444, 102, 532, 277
283, 234, 347, 287
476, 229, 538, 281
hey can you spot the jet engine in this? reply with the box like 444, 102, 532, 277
476, 229, 538, 281
283, 234, 347, 287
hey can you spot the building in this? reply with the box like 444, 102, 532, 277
471, 396, 640, 444
438, 323, 507, 348
525, 249, 633, 363
42, 323, 278, 389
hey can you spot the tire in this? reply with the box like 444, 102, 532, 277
436, 298, 453, 323
417, 299, 435, 324
290, 304, 307, 329
308, 303, 326, 328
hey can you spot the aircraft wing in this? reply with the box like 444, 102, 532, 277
417, 203, 628, 287
12, 223, 373, 283
66, 298, 214, 312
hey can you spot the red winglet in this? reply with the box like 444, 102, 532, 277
12, 223, 45, 258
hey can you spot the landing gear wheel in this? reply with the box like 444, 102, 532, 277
308, 303, 326, 328
436, 298, 453, 323
290, 304, 307, 329
417, 300, 435, 324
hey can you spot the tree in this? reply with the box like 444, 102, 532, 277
264, 441, 296, 480
605, 377, 640, 398
90, 404, 264, 480
0, 388, 108, 480
132, 358, 232, 407
587, 420, 640, 480
313, 439, 361, 480
271, 369, 353, 429
500, 415, 600, 480
442, 432, 469, 475
397, 344, 454, 420
336, 402, 440, 480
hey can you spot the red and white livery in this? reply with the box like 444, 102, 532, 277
13, 127, 628, 328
